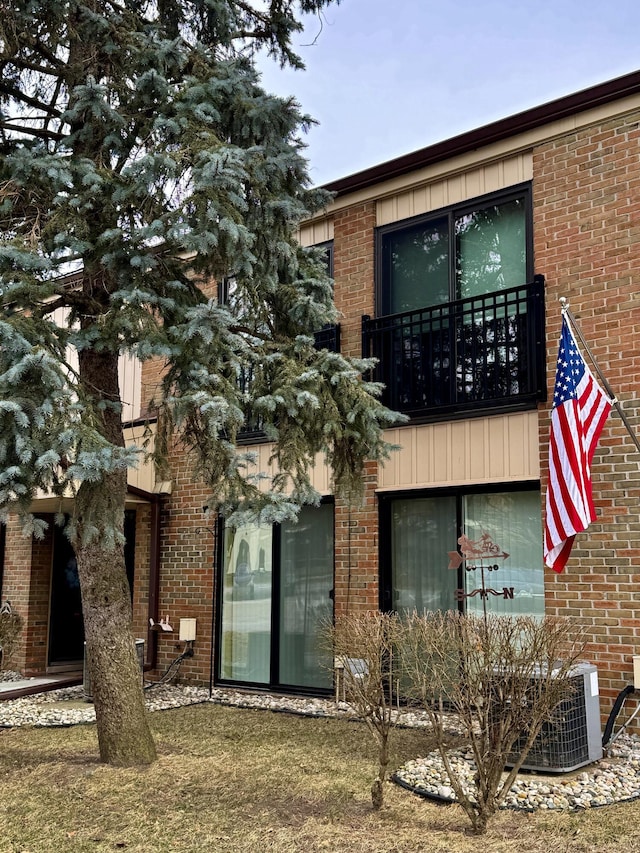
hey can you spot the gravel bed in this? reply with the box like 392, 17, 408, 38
395, 737, 640, 812
2, 676, 639, 812
0, 682, 211, 727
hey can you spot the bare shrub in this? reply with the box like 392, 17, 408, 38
329, 611, 401, 809
0, 608, 24, 671
398, 611, 586, 834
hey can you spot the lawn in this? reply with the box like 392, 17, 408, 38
0, 702, 638, 852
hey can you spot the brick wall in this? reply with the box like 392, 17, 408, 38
1, 515, 52, 674
331, 201, 380, 615
131, 504, 151, 647
534, 108, 640, 708
333, 202, 376, 357
153, 434, 215, 684
334, 460, 380, 615
2, 517, 34, 671
139, 356, 165, 420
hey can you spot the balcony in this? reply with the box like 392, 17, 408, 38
362, 277, 546, 422
313, 323, 341, 353
238, 324, 341, 442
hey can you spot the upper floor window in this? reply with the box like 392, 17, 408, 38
316, 240, 334, 279
378, 186, 532, 316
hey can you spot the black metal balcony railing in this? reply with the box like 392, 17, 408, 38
362, 277, 546, 421
313, 323, 341, 353
237, 324, 341, 440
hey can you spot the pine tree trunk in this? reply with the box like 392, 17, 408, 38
72, 342, 157, 766
75, 475, 157, 766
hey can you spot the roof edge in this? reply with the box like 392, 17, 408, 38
322, 69, 640, 197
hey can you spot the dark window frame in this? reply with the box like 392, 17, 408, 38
375, 183, 534, 316
314, 239, 334, 279
214, 497, 336, 697
378, 481, 542, 613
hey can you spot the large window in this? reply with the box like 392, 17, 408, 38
381, 486, 544, 619
379, 187, 531, 314
366, 186, 543, 420
217, 503, 334, 691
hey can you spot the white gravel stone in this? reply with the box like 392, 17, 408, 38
395, 742, 640, 812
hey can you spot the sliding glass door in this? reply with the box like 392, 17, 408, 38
217, 504, 333, 691
219, 524, 273, 683
279, 506, 333, 688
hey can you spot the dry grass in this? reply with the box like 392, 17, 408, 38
0, 702, 639, 852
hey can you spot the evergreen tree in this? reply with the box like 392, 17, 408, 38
0, 0, 396, 765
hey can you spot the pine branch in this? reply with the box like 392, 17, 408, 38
0, 121, 64, 142
0, 82, 64, 119
0, 55, 63, 77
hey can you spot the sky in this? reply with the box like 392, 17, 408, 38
257, 0, 640, 187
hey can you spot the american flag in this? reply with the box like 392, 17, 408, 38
544, 314, 612, 573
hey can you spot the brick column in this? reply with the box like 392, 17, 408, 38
2, 515, 52, 674
533, 108, 640, 708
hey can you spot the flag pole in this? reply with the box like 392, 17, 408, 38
560, 297, 640, 456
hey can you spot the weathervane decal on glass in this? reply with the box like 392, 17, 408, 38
448, 533, 514, 616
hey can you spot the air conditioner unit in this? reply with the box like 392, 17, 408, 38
507, 662, 602, 773
83, 638, 145, 702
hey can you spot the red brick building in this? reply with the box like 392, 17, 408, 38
3, 70, 640, 717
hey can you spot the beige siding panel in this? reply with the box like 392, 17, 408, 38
244, 443, 331, 496
428, 181, 445, 212
445, 174, 465, 208
413, 185, 429, 216
299, 219, 334, 247
376, 153, 533, 226
119, 353, 142, 422
503, 155, 526, 188
51, 305, 142, 422
486, 418, 508, 481
379, 411, 540, 491
483, 161, 503, 194
463, 169, 483, 201
376, 197, 394, 225
124, 423, 157, 493
395, 192, 413, 222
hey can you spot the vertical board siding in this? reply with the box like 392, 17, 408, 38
119, 354, 142, 422
123, 423, 155, 493
376, 153, 533, 226
299, 219, 334, 247
51, 306, 141, 422
243, 443, 331, 496
379, 411, 540, 490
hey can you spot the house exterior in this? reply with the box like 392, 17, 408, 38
3, 70, 640, 719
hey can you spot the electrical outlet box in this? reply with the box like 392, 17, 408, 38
179, 618, 196, 642
633, 655, 640, 689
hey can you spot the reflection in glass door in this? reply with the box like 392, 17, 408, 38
218, 504, 334, 691
219, 524, 273, 683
